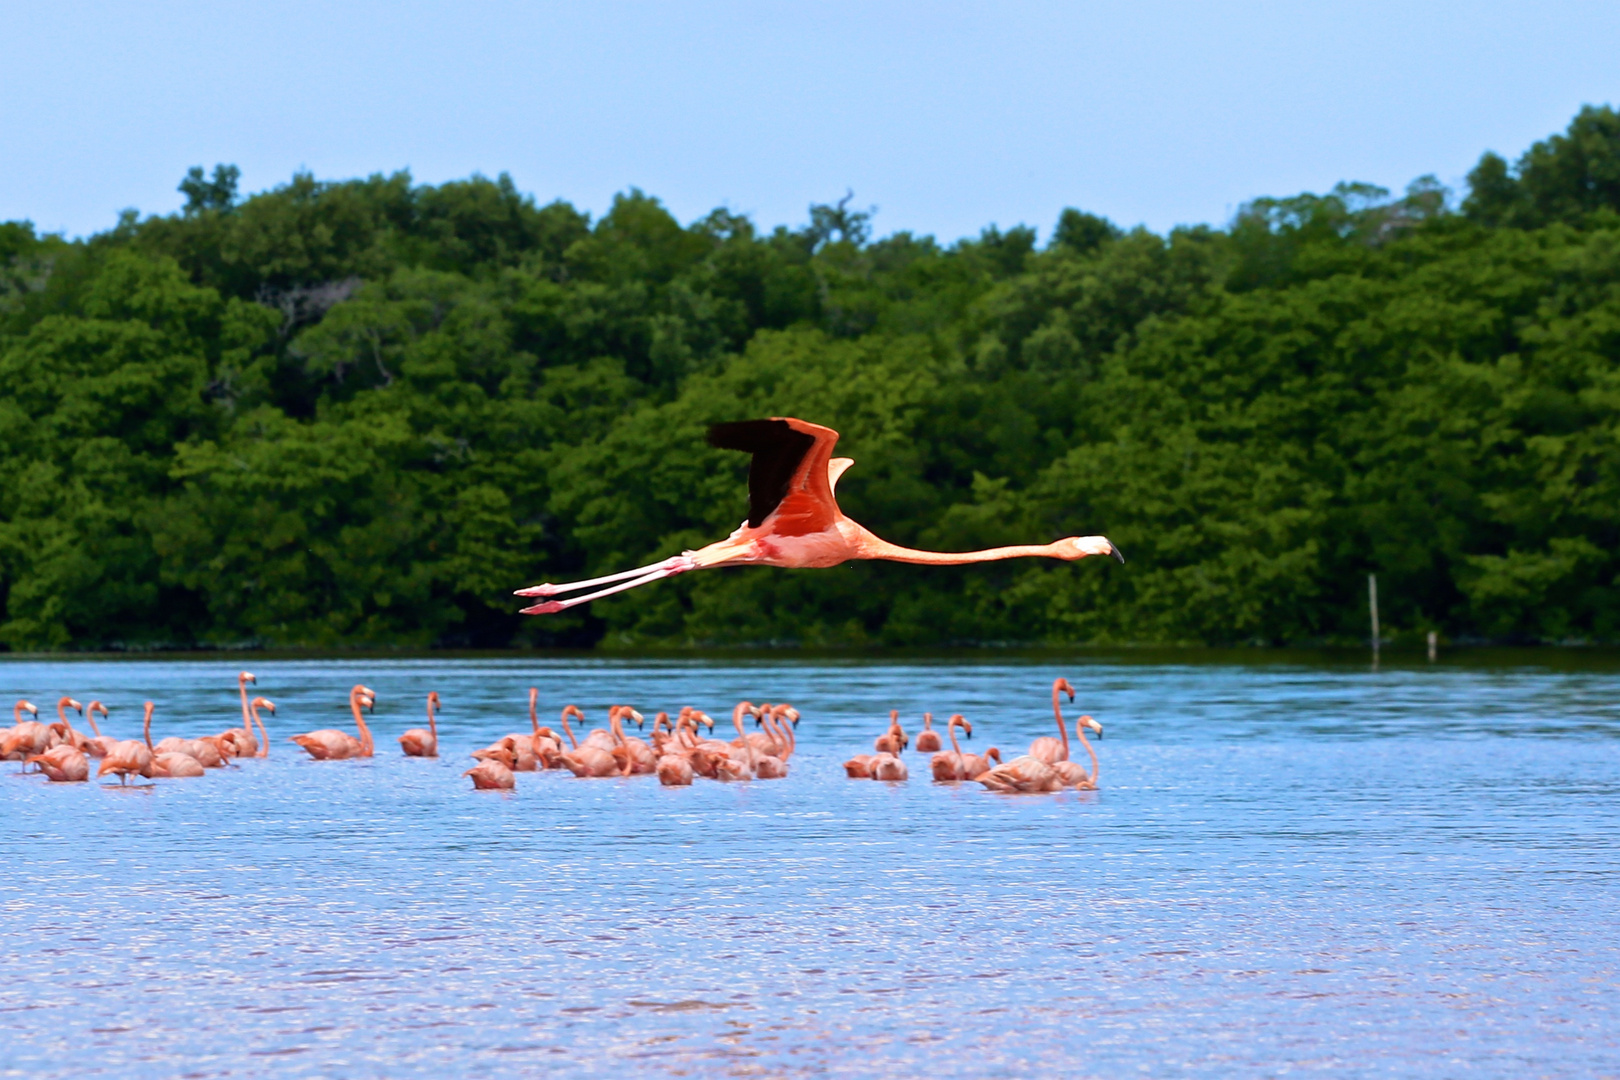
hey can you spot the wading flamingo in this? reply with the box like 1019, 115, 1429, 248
875, 710, 907, 754
871, 753, 908, 781
399, 692, 440, 757
215, 672, 260, 758
1030, 678, 1078, 765
1051, 714, 1103, 789
610, 707, 657, 775
248, 697, 275, 758
0, 700, 42, 762
45, 697, 84, 752
915, 712, 942, 754
29, 698, 89, 781
290, 685, 375, 760
97, 702, 157, 785
131, 701, 207, 778
3, 700, 58, 765
81, 701, 119, 758
465, 754, 516, 790
977, 749, 1065, 794
556, 705, 618, 778
930, 714, 975, 782
713, 701, 762, 781
515, 418, 1123, 613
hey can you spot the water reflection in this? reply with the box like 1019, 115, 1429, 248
2, 656, 1618, 1076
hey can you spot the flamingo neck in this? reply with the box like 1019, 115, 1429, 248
143, 703, 155, 751
427, 698, 438, 737
251, 700, 270, 757
857, 529, 1073, 566
1076, 723, 1099, 784
947, 716, 964, 756
529, 690, 540, 736
1053, 685, 1071, 761
14, 701, 33, 724
609, 707, 626, 747
239, 677, 252, 728
559, 707, 581, 749
351, 695, 373, 755
86, 708, 103, 738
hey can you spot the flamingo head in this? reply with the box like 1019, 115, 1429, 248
1054, 677, 1076, 702
17, 700, 38, 718
427, 691, 441, 710
352, 685, 376, 710
58, 696, 83, 715
626, 709, 644, 729
776, 705, 800, 726
1080, 714, 1103, 739
950, 713, 971, 739
240, 671, 257, 686
87, 700, 108, 719
252, 696, 277, 714
1053, 536, 1125, 563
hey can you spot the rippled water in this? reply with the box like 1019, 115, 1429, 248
2, 654, 1618, 1077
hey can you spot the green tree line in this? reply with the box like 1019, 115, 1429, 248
2, 108, 1618, 650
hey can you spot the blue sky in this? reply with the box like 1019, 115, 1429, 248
5, 0, 1618, 242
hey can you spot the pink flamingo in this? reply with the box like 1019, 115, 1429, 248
214, 672, 261, 758
465, 750, 516, 790
97, 702, 157, 785
247, 697, 275, 758
80, 701, 120, 758
0, 699, 43, 762
148, 701, 207, 779
930, 714, 976, 782
556, 705, 618, 777
44, 697, 84, 752
1029, 677, 1078, 765
28, 699, 88, 782
399, 691, 440, 757
1051, 714, 1104, 789
915, 712, 942, 753
516, 418, 1121, 614
610, 707, 658, 775
290, 685, 376, 760
712, 701, 762, 781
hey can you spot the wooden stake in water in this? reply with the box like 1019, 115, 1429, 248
1368, 574, 1380, 661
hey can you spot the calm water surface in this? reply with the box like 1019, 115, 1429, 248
2, 656, 1617, 1077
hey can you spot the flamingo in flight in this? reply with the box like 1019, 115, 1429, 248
515, 417, 1123, 613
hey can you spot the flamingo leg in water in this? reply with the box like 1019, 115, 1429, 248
515, 555, 695, 599
519, 562, 694, 615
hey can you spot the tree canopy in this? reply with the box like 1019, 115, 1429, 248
3, 107, 1618, 650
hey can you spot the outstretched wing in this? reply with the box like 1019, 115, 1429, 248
706, 417, 842, 533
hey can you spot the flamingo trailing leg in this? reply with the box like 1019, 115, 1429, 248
515, 418, 1122, 613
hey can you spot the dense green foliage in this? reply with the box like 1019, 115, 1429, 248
3, 110, 1618, 650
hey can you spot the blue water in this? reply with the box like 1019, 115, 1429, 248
2, 655, 1617, 1077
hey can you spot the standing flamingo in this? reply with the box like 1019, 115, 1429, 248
399, 692, 441, 757
248, 697, 275, 758
556, 705, 618, 778
610, 707, 658, 775
915, 712, 942, 753
0, 700, 42, 762
514, 418, 1122, 613
1030, 678, 1078, 765
45, 697, 84, 752
80, 701, 119, 758
28, 699, 88, 782
290, 685, 376, 760
97, 702, 157, 785
930, 714, 975, 782
215, 672, 260, 758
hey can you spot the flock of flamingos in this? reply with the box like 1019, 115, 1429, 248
1, 673, 1102, 796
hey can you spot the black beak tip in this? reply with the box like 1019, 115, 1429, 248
1110, 543, 1126, 565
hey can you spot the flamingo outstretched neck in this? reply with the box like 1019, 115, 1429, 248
515, 417, 1123, 613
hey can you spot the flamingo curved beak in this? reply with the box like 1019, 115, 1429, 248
1109, 542, 1126, 564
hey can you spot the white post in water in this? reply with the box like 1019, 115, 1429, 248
1368, 574, 1380, 662
1427, 630, 1438, 662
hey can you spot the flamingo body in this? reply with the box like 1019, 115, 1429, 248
465, 760, 516, 789
28, 745, 88, 782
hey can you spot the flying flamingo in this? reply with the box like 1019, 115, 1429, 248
215, 672, 261, 758
97, 702, 157, 785
0, 699, 42, 762
514, 417, 1123, 613
290, 685, 376, 760
1030, 678, 1079, 765
399, 692, 441, 757
915, 712, 942, 754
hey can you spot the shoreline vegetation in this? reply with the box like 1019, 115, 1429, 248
3, 107, 1618, 651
